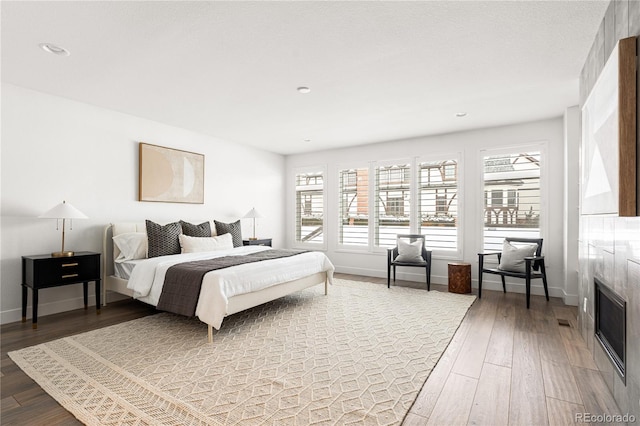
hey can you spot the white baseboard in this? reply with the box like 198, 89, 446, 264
105, 290, 131, 304
1, 295, 98, 325
481, 280, 564, 299
562, 293, 580, 306
0, 291, 132, 325
335, 265, 447, 286
334, 265, 565, 299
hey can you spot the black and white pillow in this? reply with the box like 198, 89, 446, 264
146, 220, 182, 258
214, 220, 243, 248
179, 220, 212, 238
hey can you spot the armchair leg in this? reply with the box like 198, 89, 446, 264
526, 273, 531, 309
387, 262, 391, 288
540, 260, 549, 301
393, 265, 396, 283
501, 275, 506, 293
478, 258, 483, 299
426, 265, 431, 291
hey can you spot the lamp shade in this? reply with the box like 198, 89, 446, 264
39, 201, 87, 257
243, 208, 264, 219
39, 201, 88, 219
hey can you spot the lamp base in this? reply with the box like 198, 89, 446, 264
52, 251, 74, 257
248, 237, 258, 241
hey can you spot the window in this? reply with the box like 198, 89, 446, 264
375, 163, 411, 248
295, 170, 324, 244
482, 152, 541, 252
333, 156, 461, 255
338, 167, 369, 246
418, 159, 459, 251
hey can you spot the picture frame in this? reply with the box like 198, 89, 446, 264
581, 37, 637, 216
139, 142, 205, 204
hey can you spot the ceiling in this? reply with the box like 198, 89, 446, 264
1, 1, 608, 155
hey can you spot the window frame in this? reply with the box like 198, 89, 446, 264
336, 162, 373, 251
478, 143, 548, 257
292, 165, 327, 251
373, 158, 413, 251
416, 152, 463, 260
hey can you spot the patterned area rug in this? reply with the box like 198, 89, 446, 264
9, 279, 475, 425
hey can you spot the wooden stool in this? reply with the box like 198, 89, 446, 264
448, 262, 471, 294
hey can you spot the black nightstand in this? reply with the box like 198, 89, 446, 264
21, 251, 101, 329
242, 238, 272, 247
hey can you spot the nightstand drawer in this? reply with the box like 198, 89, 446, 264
24, 252, 100, 288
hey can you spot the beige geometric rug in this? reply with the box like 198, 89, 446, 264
9, 279, 475, 425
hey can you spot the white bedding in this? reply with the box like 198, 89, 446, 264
126, 246, 334, 330
114, 259, 145, 280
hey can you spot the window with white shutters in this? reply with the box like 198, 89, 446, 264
338, 167, 369, 246
374, 163, 411, 248
295, 170, 324, 244
418, 159, 459, 251
482, 152, 541, 252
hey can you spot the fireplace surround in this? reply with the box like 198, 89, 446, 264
594, 277, 626, 383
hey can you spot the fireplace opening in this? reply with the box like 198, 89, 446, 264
594, 277, 626, 383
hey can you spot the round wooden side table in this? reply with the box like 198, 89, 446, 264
448, 262, 471, 294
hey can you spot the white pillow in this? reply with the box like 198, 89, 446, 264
498, 240, 538, 273
395, 238, 425, 263
179, 233, 234, 253
113, 232, 148, 263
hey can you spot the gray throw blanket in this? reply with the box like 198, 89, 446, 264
156, 249, 308, 317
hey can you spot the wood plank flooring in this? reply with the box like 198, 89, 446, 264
1, 298, 157, 425
0, 273, 623, 425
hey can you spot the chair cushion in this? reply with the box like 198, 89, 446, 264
395, 238, 425, 263
498, 240, 538, 273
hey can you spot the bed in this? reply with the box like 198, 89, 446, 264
102, 223, 334, 342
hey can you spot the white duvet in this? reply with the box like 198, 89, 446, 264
126, 246, 334, 329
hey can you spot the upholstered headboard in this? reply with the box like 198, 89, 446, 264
102, 223, 145, 279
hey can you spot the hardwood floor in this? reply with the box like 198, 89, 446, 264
0, 274, 622, 425
1, 298, 157, 425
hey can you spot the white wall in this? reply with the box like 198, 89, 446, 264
563, 106, 580, 305
286, 117, 571, 300
0, 84, 285, 324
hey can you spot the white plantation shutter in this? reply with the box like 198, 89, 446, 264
482, 152, 541, 252
418, 160, 459, 251
295, 171, 324, 244
374, 162, 411, 248
338, 167, 369, 246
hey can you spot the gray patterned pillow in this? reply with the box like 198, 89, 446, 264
214, 220, 243, 248
179, 220, 211, 237
146, 220, 182, 258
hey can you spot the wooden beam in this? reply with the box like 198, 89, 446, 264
618, 36, 637, 216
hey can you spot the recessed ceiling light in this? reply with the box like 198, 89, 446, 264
39, 43, 70, 56
455, 112, 467, 117
303, 138, 312, 142
297, 87, 311, 94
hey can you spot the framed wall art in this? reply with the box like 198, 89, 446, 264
581, 37, 637, 216
139, 142, 205, 204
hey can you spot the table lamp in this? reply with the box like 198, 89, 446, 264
39, 201, 88, 257
243, 207, 264, 240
